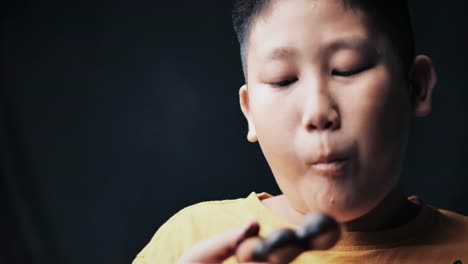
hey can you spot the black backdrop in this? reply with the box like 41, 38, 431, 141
1, 0, 467, 263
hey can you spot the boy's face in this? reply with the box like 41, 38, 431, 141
240, 0, 414, 221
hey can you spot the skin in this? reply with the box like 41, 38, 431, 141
177, 0, 437, 262
240, 0, 436, 225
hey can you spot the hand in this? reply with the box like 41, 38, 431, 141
176, 221, 267, 264
176, 213, 339, 264
237, 213, 340, 264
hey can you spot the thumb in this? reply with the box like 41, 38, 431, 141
176, 221, 260, 263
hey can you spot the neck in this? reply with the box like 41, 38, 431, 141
342, 188, 421, 232
263, 187, 421, 232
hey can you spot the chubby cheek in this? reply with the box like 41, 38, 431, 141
345, 67, 411, 193
249, 87, 301, 178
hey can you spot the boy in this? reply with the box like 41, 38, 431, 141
133, 0, 468, 263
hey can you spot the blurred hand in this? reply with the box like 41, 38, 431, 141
176, 221, 268, 264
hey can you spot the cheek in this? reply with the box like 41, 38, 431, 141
343, 68, 411, 177
250, 86, 298, 137
250, 88, 301, 173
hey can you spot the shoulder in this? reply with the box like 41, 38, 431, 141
438, 208, 468, 224
162, 194, 259, 230
421, 207, 468, 259
416, 205, 468, 259
409, 196, 468, 245
132, 193, 259, 264
436, 207, 468, 242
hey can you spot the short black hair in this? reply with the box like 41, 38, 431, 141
232, 0, 415, 81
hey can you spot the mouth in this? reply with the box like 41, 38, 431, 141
308, 155, 349, 176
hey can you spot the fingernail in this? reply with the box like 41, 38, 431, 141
236, 221, 260, 247
245, 222, 260, 237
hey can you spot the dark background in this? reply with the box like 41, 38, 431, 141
1, 0, 467, 263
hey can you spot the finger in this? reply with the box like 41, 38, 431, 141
238, 213, 341, 264
236, 236, 263, 262
176, 221, 260, 263
238, 237, 311, 264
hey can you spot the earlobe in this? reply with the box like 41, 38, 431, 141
239, 85, 258, 142
410, 55, 437, 117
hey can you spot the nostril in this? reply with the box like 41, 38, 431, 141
308, 124, 317, 131
303, 111, 340, 131
307, 120, 335, 131
324, 121, 333, 129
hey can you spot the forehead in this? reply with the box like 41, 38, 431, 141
247, 0, 380, 65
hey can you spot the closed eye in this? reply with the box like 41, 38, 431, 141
332, 64, 373, 77
269, 77, 298, 88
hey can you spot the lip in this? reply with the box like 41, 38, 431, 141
308, 155, 349, 176
311, 159, 347, 169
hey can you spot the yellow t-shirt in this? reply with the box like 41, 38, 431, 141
133, 192, 468, 264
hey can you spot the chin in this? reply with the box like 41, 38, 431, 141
307, 187, 388, 223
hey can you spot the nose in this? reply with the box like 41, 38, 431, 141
301, 82, 340, 132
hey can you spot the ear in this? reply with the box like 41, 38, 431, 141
239, 85, 258, 142
410, 55, 437, 117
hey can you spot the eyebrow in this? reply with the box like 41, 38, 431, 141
324, 38, 373, 53
265, 47, 299, 62
263, 38, 373, 62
